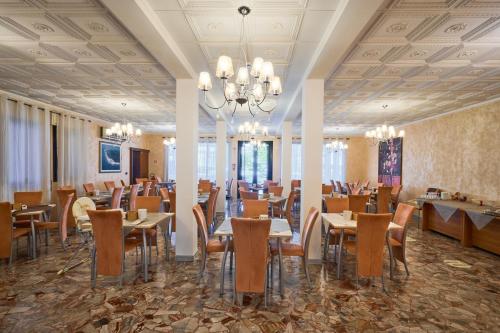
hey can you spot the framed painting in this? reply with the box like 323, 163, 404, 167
99, 141, 121, 173
378, 137, 402, 186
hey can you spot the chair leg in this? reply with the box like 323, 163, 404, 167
302, 256, 311, 287
198, 251, 206, 281
386, 235, 394, 280
229, 251, 233, 272
155, 228, 159, 256
403, 249, 410, 276
381, 273, 386, 292
91, 247, 97, 288
270, 257, 274, 289
264, 268, 268, 308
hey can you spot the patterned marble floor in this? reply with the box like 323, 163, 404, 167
1, 203, 499, 332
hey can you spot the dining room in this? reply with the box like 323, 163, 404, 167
0, 0, 499, 332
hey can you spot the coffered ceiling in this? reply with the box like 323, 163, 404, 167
0, 0, 214, 134
323, 0, 500, 136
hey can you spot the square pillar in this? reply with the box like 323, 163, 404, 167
301, 79, 324, 261
281, 121, 292, 195
175, 79, 198, 261
215, 120, 226, 213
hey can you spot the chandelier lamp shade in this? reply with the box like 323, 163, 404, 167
365, 125, 405, 145
325, 139, 348, 151
197, 6, 282, 118
103, 103, 142, 143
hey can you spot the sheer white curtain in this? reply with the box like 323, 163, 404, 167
291, 142, 302, 180
322, 145, 346, 184
166, 145, 176, 180
58, 115, 89, 192
198, 140, 216, 181
0, 96, 51, 201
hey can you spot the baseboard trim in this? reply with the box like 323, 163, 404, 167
175, 255, 195, 262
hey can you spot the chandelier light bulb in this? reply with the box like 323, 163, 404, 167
225, 83, 237, 101
136, 129, 142, 136
197, 72, 212, 91
398, 130, 405, 137
251, 57, 264, 78
236, 66, 250, 86
260, 61, 274, 83
381, 124, 388, 132
215, 55, 234, 79
253, 83, 264, 102
270, 76, 282, 95
105, 128, 112, 136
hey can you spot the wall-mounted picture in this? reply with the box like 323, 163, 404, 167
378, 137, 402, 186
99, 141, 121, 173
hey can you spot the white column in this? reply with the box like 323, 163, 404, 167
175, 79, 198, 261
215, 120, 226, 213
301, 79, 324, 261
281, 121, 292, 195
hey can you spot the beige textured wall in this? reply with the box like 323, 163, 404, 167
400, 101, 500, 202
345, 137, 378, 185
142, 134, 165, 179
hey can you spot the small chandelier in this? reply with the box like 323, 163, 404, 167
197, 6, 282, 119
365, 125, 404, 145
104, 104, 142, 143
239, 121, 267, 147
326, 139, 348, 151
163, 137, 176, 146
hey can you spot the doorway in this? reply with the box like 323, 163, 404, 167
130, 148, 149, 184
237, 141, 273, 185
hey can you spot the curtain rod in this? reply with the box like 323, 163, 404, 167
5, 97, 92, 123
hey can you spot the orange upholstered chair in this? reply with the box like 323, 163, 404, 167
231, 217, 271, 306
128, 184, 139, 211
142, 181, 152, 197
323, 197, 351, 259
335, 181, 344, 194
268, 186, 283, 196
387, 203, 415, 278
348, 194, 369, 214
239, 189, 258, 200
205, 187, 220, 232
198, 181, 212, 194
57, 188, 77, 227
324, 197, 349, 214
83, 183, 95, 194
88, 210, 141, 287
391, 184, 403, 210
377, 186, 393, 213
242, 199, 268, 218
128, 196, 161, 257
193, 204, 232, 280
322, 184, 333, 195
269, 186, 284, 217
342, 213, 392, 289
270, 207, 319, 286
284, 191, 295, 227
0, 202, 31, 264
104, 181, 115, 191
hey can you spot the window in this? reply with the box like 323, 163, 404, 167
291, 142, 302, 180
198, 140, 216, 181
226, 141, 231, 181
166, 145, 176, 181
322, 145, 346, 184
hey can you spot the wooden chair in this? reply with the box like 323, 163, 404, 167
239, 189, 258, 200
83, 183, 95, 194
377, 186, 393, 214
88, 210, 141, 287
0, 202, 31, 264
142, 181, 152, 197
193, 204, 232, 280
348, 194, 370, 214
322, 184, 333, 195
198, 181, 212, 194
387, 203, 415, 278
291, 179, 301, 191
237, 180, 249, 192
168, 190, 176, 232
330, 180, 337, 193
104, 181, 116, 191
268, 186, 283, 196
323, 198, 350, 259
341, 213, 392, 290
270, 207, 319, 287
111, 187, 124, 209
13, 191, 43, 227
231, 217, 271, 306
57, 189, 77, 228
336, 181, 344, 194
242, 199, 268, 218
391, 184, 403, 210
128, 184, 139, 211
269, 186, 284, 217
284, 191, 295, 227
129, 196, 162, 257
324, 197, 349, 214
206, 187, 220, 232
36, 192, 74, 250
345, 183, 353, 195
135, 178, 148, 185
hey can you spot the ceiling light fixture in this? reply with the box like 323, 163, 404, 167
197, 6, 282, 120
365, 125, 404, 145
325, 139, 348, 151
104, 103, 142, 143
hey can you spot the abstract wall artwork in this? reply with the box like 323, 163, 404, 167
378, 138, 402, 186
99, 142, 121, 173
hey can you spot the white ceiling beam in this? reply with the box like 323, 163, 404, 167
279, 0, 387, 124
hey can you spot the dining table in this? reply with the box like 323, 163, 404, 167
214, 217, 292, 297
258, 195, 287, 216
11, 204, 56, 259
82, 187, 143, 202
321, 213, 403, 279
76, 212, 174, 282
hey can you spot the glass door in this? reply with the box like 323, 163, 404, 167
237, 141, 273, 185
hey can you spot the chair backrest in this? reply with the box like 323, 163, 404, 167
285, 191, 295, 227
56, 192, 74, 243
142, 181, 152, 197
237, 180, 249, 191
159, 187, 169, 200
335, 181, 343, 193
111, 187, 124, 209
324, 197, 349, 213
330, 180, 337, 193
231, 217, 271, 293
58, 185, 74, 190
88, 210, 124, 276
56, 188, 77, 228
198, 182, 212, 193
240, 189, 258, 200
268, 186, 283, 196
120, 179, 126, 187
192, 204, 208, 248
351, 185, 362, 195
345, 183, 353, 195
83, 183, 95, 193
242, 199, 268, 218
104, 181, 115, 191
207, 187, 219, 226
391, 184, 403, 204
0, 202, 13, 259
136, 196, 161, 213
199, 179, 210, 183
128, 184, 139, 211
136, 177, 148, 185
348, 194, 369, 213
362, 180, 370, 188
301, 207, 320, 255
322, 184, 333, 195
377, 186, 393, 213
392, 203, 415, 244
13, 191, 42, 205
355, 213, 392, 277
168, 190, 176, 231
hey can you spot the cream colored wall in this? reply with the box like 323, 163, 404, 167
345, 137, 378, 185
400, 101, 500, 202
142, 134, 165, 179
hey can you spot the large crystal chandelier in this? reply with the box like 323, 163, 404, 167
238, 121, 268, 146
197, 6, 282, 118
365, 125, 405, 145
325, 139, 348, 151
104, 103, 142, 143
